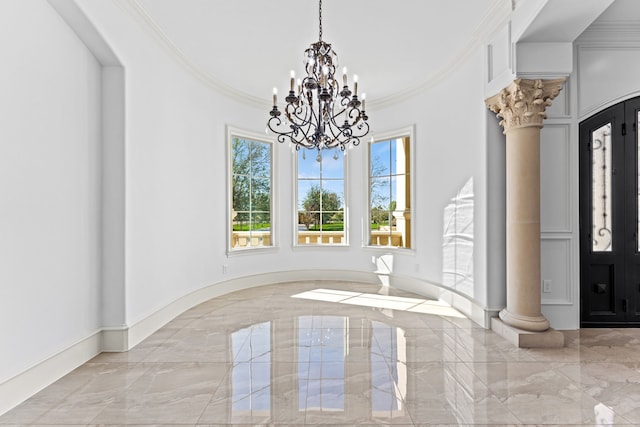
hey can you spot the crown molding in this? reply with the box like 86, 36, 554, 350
577, 21, 640, 44
371, 0, 513, 110
115, 0, 512, 111
114, 0, 269, 109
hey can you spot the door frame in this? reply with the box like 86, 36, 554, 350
579, 96, 640, 327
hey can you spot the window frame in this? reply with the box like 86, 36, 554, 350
364, 126, 415, 251
294, 148, 349, 247
227, 126, 277, 254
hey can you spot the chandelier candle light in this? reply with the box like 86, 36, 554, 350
267, 0, 370, 152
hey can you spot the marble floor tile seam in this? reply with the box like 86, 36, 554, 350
4, 422, 632, 427
83, 361, 237, 367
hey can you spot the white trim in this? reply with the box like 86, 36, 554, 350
101, 326, 129, 352
0, 330, 102, 416
47, 0, 122, 66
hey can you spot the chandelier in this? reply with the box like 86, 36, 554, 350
267, 0, 369, 152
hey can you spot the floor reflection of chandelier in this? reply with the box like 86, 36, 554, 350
267, 0, 369, 152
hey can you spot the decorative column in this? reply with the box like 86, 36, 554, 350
485, 78, 565, 338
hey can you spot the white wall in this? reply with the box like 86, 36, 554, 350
0, 0, 102, 385
73, 0, 493, 335
368, 49, 489, 308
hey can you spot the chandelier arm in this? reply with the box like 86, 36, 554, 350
286, 98, 317, 149
267, 117, 296, 146
269, 107, 311, 148
349, 111, 369, 139
294, 105, 316, 148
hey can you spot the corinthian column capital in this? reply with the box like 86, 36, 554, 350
485, 78, 566, 133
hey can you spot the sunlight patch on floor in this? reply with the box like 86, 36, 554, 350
291, 288, 466, 318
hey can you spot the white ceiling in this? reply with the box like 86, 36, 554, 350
597, 0, 640, 21
130, 0, 506, 108
120, 0, 639, 108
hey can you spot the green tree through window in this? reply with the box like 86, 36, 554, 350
369, 136, 411, 248
231, 136, 272, 249
297, 149, 345, 245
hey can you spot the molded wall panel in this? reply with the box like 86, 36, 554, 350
540, 124, 571, 233
486, 23, 514, 97
540, 238, 573, 305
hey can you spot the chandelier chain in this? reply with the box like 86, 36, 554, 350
318, 0, 323, 41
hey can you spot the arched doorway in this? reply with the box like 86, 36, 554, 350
580, 96, 640, 326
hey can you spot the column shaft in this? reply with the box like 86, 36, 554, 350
503, 126, 547, 331
485, 78, 565, 333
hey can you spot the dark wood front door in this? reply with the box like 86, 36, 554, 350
580, 97, 640, 326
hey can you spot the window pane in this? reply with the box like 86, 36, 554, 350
297, 149, 345, 245
389, 139, 397, 175
592, 123, 612, 252
249, 212, 270, 229
233, 211, 250, 231
298, 149, 321, 178
298, 179, 321, 212
252, 177, 271, 211
232, 138, 251, 175
230, 135, 272, 251
370, 177, 391, 210
370, 140, 390, 177
250, 140, 271, 178
369, 137, 411, 248
232, 175, 250, 211
319, 150, 345, 179
321, 180, 344, 210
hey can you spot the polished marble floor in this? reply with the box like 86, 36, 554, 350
2, 281, 640, 426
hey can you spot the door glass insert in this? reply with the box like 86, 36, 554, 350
592, 123, 613, 252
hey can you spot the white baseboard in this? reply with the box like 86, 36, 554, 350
101, 326, 129, 352
0, 271, 490, 417
0, 330, 102, 416
124, 270, 490, 349
125, 269, 382, 348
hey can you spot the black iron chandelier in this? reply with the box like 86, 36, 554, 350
267, 0, 370, 152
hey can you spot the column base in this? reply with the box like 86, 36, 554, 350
499, 308, 550, 332
491, 317, 565, 348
